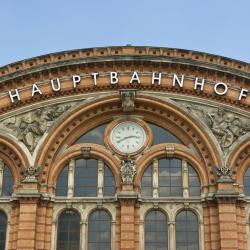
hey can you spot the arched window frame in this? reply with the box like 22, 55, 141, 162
0, 159, 14, 197
52, 204, 116, 250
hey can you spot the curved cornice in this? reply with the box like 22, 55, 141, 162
0, 46, 249, 83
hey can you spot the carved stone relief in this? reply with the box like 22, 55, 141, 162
120, 158, 136, 184
0, 102, 77, 152
174, 100, 250, 154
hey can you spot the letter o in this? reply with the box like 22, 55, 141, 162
214, 82, 228, 96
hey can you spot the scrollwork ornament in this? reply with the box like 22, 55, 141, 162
120, 158, 136, 184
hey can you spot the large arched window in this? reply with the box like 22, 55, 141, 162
57, 209, 80, 250
0, 211, 7, 250
244, 167, 250, 196
176, 210, 199, 250
55, 158, 115, 198
88, 209, 111, 250
145, 210, 168, 250
141, 158, 200, 198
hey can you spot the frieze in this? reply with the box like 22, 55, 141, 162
174, 100, 250, 154
0, 102, 77, 152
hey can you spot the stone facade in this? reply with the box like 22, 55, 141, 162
0, 46, 249, 250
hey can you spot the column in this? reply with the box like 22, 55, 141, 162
97, 159, 104, 197
0, 159, 4, 196
67, 159, 75, 198
168, 221, 175, 250
182, 160, 189, 198
152, 159, 158, 198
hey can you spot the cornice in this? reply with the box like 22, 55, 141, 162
0, 46, 249, 84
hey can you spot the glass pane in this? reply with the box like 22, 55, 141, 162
145, 210, 168, 250
159, 158, 182, 197
0, 212, 7, 250
88, 210, 111, 250
244, 167, 250, 196
74, 159, 98, 197
148, 123, 183, 145
142, 165, 152, 197
104, 165, 115, 196
188, 165, 200, 197
74, 123, 107, 145
176, 211, 199, 250
2, 165, 13, 196
56, 165, 68, 196
57, 210, 80, 250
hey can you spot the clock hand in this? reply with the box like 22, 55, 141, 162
117, 135, 140, 143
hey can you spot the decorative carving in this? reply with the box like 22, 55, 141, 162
184, 103, 250, 153
20, 165, 41, 182
0, 159, 4, 172
1, 103, 73, 152
120, 158, 136, 184
214, 166, 232, 180
119, 89, 136, 112
81, 147, 91, 158
165, 145, 175, 157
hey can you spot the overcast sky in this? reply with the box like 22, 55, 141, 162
0, 0, 250, 67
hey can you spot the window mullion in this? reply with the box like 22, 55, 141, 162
182, 160, 189, 198
67, 159, 75, 198
152, 159, 159, 198
0, 159, 4, 196
97, 159, 104, 197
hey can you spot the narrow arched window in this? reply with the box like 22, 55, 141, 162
0, 211, 7, 250
176, 210, 199, 250
88, 210, 111, 250
145, 210, 168, 250
142, 164, 153, 197
2, 164, 14, 196
244, 167, 250, 196
188, 165, 201, 196
57, 209, 80, 250
56, 165, 68, 196
104, 165, 115, 196
74, 158, 98, 197
159, 158, 182, 197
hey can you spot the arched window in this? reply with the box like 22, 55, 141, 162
88, 210, 111, 250
141, 158, 201, 198
1, 163, 14, 196
56, 165, 68, 196
104, 164, 115, 196
176, 210, 199, 250
244, 167, 250, 196
145, 210, 168, 250
0, 211, 7, 250
57, 209, 80, 250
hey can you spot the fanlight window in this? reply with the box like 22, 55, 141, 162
176, 210, 199, 250
145, 210, 168, 250
244, 167, 250, 196
74, 123, 107, 145
0, 162, 14, 196
56, 158, 115, 197
141, 158, 200, 197
57, 209, 80, 250
88, 210, 111, 250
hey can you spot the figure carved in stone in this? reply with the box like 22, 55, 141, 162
120, 90, 136, 112
186, 105, 250, 152
3, 104, 71, 152
120, 158, 136, 184
20, 165, 41, 182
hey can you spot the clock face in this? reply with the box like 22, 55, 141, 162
110, 121, 146, 154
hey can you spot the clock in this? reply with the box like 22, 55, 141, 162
110, 121, 146, 154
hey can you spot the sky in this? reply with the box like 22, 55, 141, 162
0, 0, 250, 67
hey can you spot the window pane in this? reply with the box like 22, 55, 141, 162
244, 167, 250, 196
88, 210, 111, 250
74, 124, 107, 145
56, 165, 68, 196
176, 211, 199, 250
149, 123, 183, 145
188, 165, 200, 197
2, 165, 13, 196
142, 165, 152, 197
74, 159, 98, 197
104, 165, 115, 196
0, 212, 7, 250
159, 158, 182, 197
57, 210, 80, 250
145, 210, 168, 250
